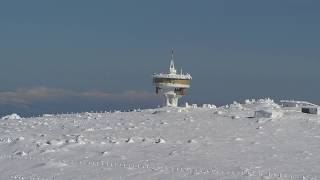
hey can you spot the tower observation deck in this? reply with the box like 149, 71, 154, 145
152, 50, 192, 107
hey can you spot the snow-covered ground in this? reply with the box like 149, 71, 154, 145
0, 99, 320, 180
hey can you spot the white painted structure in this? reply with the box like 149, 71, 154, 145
152, 50, 192, 107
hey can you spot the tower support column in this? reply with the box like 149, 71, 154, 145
164, 91, 181, 107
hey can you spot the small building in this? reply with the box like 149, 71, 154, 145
302, 106, 319, 115
280, 100, 318, 108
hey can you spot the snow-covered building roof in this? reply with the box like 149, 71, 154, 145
152, 49, 192, 80
152, 73, 192, 80
280, 100, 318, 107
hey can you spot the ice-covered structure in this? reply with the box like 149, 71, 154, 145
152, 49, 192, 107
1, 114, 22, 120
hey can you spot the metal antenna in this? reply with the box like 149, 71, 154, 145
169, 48, 176, 74
171, 48, 174, 61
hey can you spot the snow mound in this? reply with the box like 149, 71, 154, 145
229, 101, 244, 109
125, 137, 135, 143
152, 110, 166, 114
14, 151, 27, 157
245, 99, 256, 104
1, 114, 22, 120
244, 98, 280, 109
187, 139, 198, 143
254, 109, 283, 119
256, 98, 281, 109
155, 138, 166, 144
202, 104, 217, 109
46, 139, 65, 146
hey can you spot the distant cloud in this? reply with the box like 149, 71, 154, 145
0, 87, 160, 116
0, 86, 157, 102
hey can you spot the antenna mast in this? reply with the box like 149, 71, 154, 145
169, 48, 177, 74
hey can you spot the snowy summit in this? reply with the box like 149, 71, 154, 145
0, 98, 320, 180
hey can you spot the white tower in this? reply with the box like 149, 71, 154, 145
152, 50, 192, 107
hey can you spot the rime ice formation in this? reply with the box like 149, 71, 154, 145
1, 113, 22, 120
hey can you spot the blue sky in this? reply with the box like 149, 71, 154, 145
1, 0, 320, 116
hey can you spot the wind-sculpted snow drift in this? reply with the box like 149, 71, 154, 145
0, 98, 320, 180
